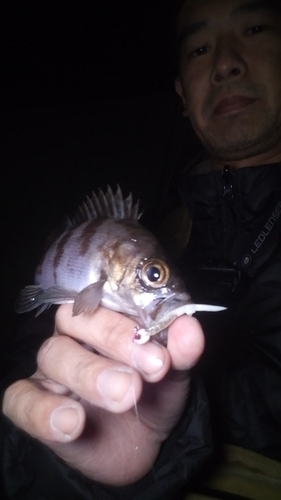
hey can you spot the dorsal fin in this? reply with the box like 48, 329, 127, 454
68, 185, 141, 226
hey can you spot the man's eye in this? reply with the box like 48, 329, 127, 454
245, 25, 265, 35
191, 46, 209, 57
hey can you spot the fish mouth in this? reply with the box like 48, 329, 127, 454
149, 293, 190, 319
134, 302, 226, 344
141, 293, 192, 335
213, 95, 257, 116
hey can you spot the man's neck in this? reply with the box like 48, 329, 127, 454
211, 149, 281, 171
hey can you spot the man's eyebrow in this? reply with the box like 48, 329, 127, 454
232, 0, 280, 16
177, 20, 208, 49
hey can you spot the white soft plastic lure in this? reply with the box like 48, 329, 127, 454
15, 186, 225, 343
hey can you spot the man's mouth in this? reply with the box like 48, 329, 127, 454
213, 95, 257, 116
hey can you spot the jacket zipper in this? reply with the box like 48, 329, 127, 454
220, 165, 235, 258
222, 165, 234, 200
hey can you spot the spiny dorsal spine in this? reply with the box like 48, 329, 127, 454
68, 185, 141, 226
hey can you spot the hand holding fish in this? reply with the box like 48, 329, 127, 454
3, 303, 205, 485
3, 187, 222, 485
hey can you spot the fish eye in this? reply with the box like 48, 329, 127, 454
137, 259, 170, 289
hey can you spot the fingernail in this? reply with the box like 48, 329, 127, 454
51, 407, 80, 438
132, 343, 164, 375
97, 368, 133, 402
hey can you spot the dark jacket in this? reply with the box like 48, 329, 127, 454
179, 161, 281, 461
2, 160, 281, 499
0, 373, 211, 500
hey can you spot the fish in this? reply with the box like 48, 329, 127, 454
15, 186, 225, 344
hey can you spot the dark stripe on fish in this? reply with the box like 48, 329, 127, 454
79, 219, 105, 257
53, 230, 74, 282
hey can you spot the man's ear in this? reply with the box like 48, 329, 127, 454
175, 77, 189, 117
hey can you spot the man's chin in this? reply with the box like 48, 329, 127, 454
202, 135, 269, 163
200, 123, 272, 162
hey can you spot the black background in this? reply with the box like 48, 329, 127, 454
1, 0, 200, 349
2, 0, 184, 109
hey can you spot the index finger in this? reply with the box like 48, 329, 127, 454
55, 304, 170, 382
55, 303, 137, 348
55, 305, 205, 375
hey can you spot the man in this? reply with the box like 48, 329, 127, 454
172, 0, 281, 496
175, 0, 281, 168
2, 0, 281, 498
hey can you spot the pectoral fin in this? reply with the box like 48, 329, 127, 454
72, 280, 106, 316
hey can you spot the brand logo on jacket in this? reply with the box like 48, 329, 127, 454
242, 200, 281, 267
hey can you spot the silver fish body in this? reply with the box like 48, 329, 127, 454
15, 186, 224, 342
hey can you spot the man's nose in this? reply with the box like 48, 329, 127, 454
210, 36, 247, 84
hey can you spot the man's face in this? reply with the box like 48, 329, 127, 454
175, 0, 281, 165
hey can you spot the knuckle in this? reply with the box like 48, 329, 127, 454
2, 380, 22, 416
3, 379, 38, 428
37, 335, 69, 369
72, 357, 98, 393
37, 336, 57, 366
